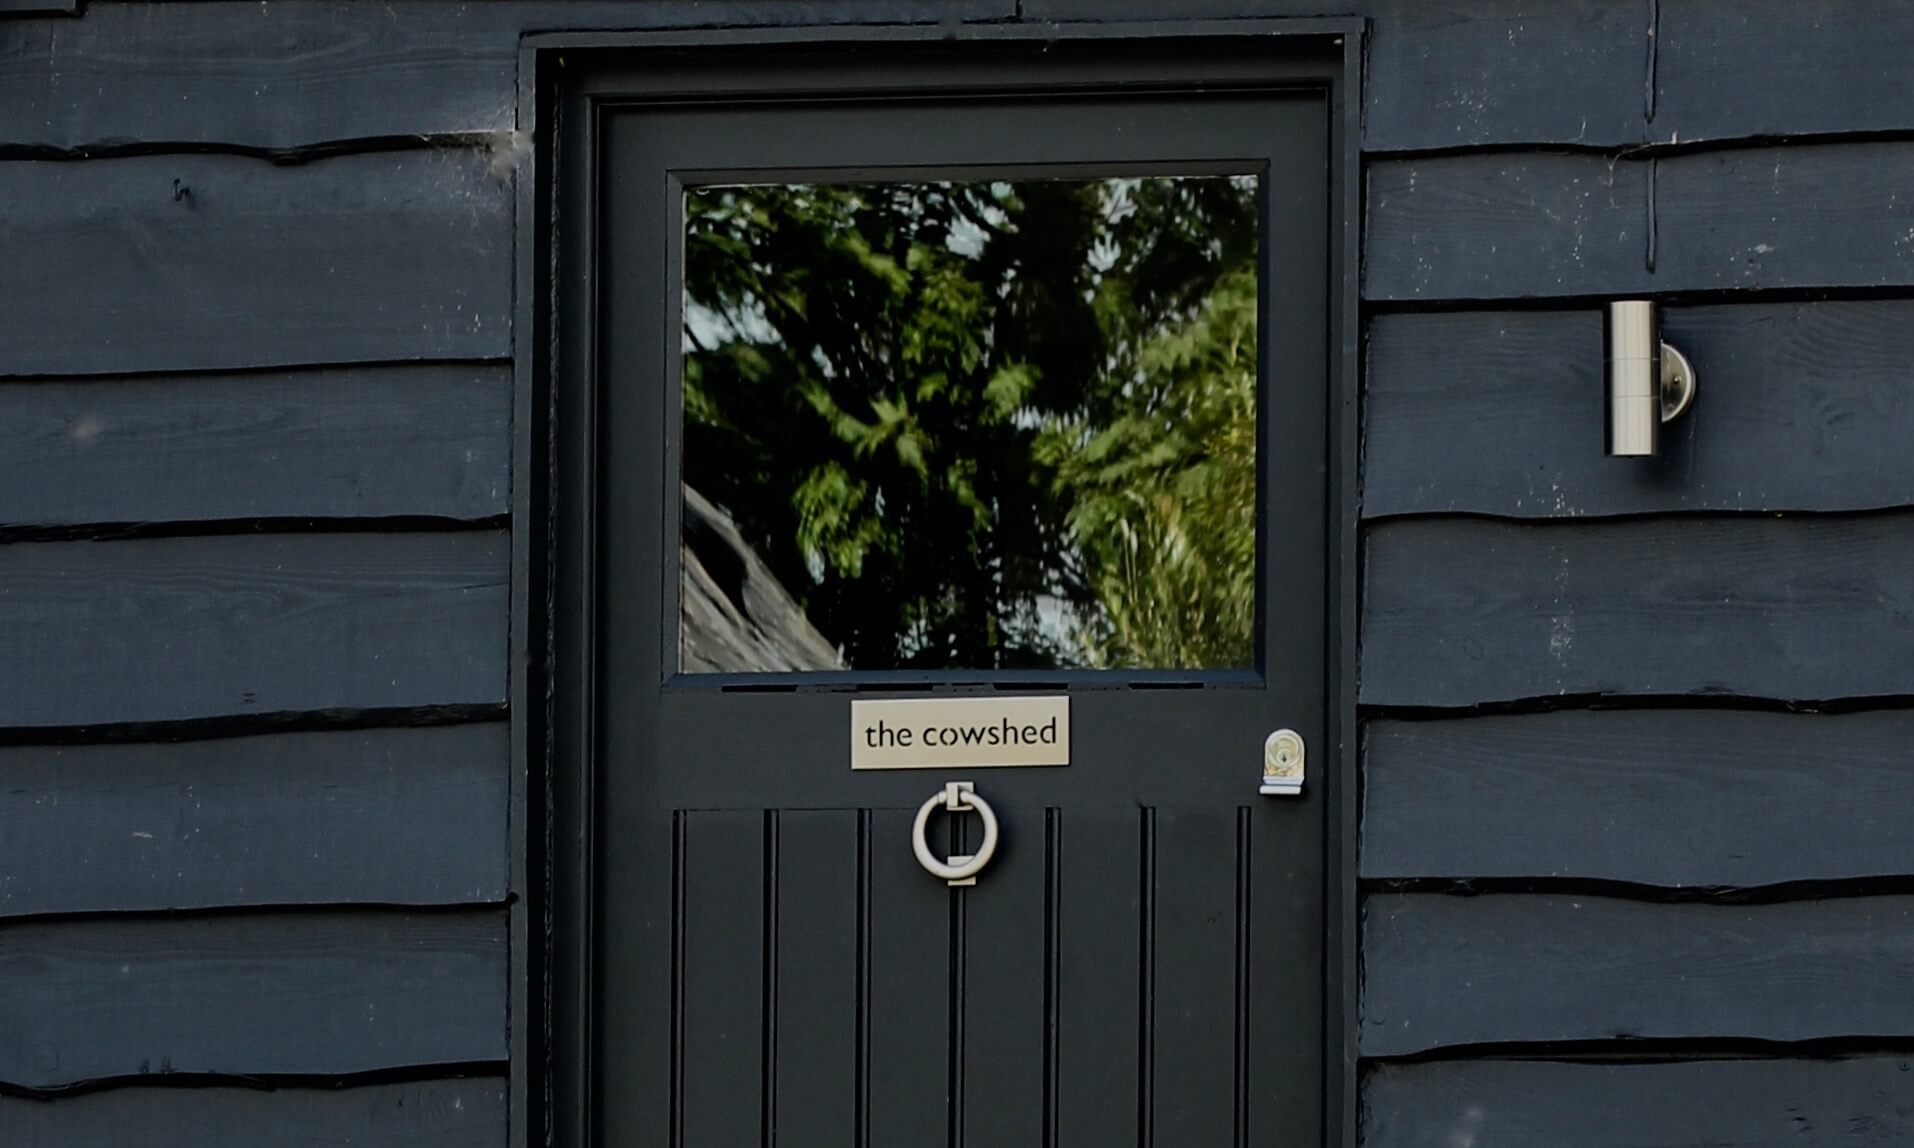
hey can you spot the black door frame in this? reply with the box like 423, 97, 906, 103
516, 19, 1364, 1147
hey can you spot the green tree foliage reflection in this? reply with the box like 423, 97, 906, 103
683, 176, 1258, 670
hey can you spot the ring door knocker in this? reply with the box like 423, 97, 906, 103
911, 781, 1000, 887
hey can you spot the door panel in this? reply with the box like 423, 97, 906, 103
578, 42, 1331, 1148
772, 810, 861, 1143
1054, 807, 1145, 1144
1152, 807, 1246, 1145
866, 806, 953, 1146
959, 808, 1049, 1147
679, 810, 767, 1148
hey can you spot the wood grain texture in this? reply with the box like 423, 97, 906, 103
1364, 303, 1914, 517
1369, 144, 1914, 301
0, 365, 510, 527
1363, 894, 1914, 1056
1026, 0, 1645, 152
1363, 709, 1914, 887
1658, 0, 1914, 144
0, 531, 508, 728
1024, 0, 1349, 15
1362, 0, 1647, 152
1655, 143, 1914, 292
1361, 514, 1914, 707
1364, 1057, 1914, 1147
0, 909, 507, 1087
0, 151, 510, 377
4, 1079, 508, 1148
0, 0, 1011, 151
1034, 0, 1646, 148
0, 0, 76, 15
0, 724, 509, 917
1364, 153, 1648, 302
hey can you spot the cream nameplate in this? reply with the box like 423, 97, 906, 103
851, 696, 1070, 770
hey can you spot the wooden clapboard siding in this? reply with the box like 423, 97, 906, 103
1363, 1057, 1914, 1148
0, 0, 1011, 152
1362, 893, 1914, 1056
0, 0, 1901, 1144
1364, 304, 1914, 518
0, 531, 508, 729
0, 724, 509, 917
1364, 152, 1648, 302
1359, 0, 1647, 153
1363, 710, 1914, 887
1369, 143, 1914, 301
0, 365, 511, 527
1027, 0, 1647, 153
1657, 0, 1914, 144
4, 1079, 510, 1148
1654, 143, 1914, 291
0, 908, 507, 1088
1025, 0, 1345, 16
1361, 514, 1914, 708
0, 151, 512, 378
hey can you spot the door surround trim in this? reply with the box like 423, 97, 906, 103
516, 20, 1364, 1147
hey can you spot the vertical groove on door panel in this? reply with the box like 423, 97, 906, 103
962, 793, 1046, 1147
680, 810, 765, 1148
1056, 806, 1143, 1147
774, 810, 858, 1144
761, 811, 780, 1147
1138, 807, 1156, 1148
948, 875, 965, 1148
1152, 807, 1238, 1146
1234, 808, 1251, 1148
865, 808, 949, 1148
1042, 809, 1061, 1148
855, 811, 871, 1148
671, 811, 687, 1148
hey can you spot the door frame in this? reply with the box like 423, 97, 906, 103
515, 19, 1364, 1147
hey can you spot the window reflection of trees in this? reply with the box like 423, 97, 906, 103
682, 176, 1259, 672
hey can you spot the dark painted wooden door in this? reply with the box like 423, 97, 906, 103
583, 44, 1330, 1147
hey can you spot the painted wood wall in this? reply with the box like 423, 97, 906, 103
3, 1, 1912, 1145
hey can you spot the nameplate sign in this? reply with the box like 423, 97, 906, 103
851, 696, 1070, 770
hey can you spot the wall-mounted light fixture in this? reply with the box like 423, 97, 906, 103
1605, 300, 1698, 457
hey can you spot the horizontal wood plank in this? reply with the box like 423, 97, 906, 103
1364, 303, 1914, 517
1024, 0, 1347, 15
1655, 142, 1914, 292
1364, 152, 1648, 302
4, 1079, 507, 1148
1033, 0, 1647, 149
0, 365, 510, 527
0, 531, 508, 728
1363, 893, 1914, 1055
1363, 709, 1914, 887
0, 724, 509, 917
1364, 1057, 1914, 1147
1362, 514, 1914, 707
1369, 143, 1914, 301
1362, 0, 1647, 152
0, 909, 507, 1087
0, 0, 77, 15
0, 151, 511, 377
1658, 0, 1914, 144
0, 0, 1010, 151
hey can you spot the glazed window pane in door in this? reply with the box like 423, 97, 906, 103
680, 176, 1261, 672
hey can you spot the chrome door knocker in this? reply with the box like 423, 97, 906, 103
911, 781, 1000, 887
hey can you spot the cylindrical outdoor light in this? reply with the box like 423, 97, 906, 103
1605, 300, 1697, 458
